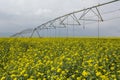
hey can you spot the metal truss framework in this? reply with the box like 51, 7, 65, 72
11, 0, 120, 37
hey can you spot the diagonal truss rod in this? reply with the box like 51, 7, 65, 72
53, 0, 119, 19
36, 0, 119, 26
10, 0, 120, 37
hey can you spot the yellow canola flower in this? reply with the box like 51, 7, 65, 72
100, 75, 109, 80
0, 38, 120, 79
82, 70, 89, 77
13, 78, 17, 80
1, 77, 6, 80
59, 62, 63, 65
27, 78, 34, 80
67, 58, 71, 61
11, 74, 16, 78
61, 71, 66, 75
72, 74, 75, 78
111, 75, 116, 79
30, 76, 34, 79
82, 78, 87, 80
77, 77, 82, 80
96, 71, 102, 76
87, 59, 93, 63
20, 70, 26, 75
38, 78, 42, 80
103, 69, 106, 73
75, 70, 79, 73
110, 67, 114, 70
43, 78, 47, 80
57, 68, 62, 73
51, 67, 55, 71
24, 74, 28, 77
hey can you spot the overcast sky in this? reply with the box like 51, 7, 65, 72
0, 0, 120, 37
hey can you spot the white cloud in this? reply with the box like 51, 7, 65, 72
34, 8, 52, 15
0, 0, 120, 36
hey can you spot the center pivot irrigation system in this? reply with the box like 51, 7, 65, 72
11, 0, 120, 37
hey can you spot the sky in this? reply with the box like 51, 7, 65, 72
0, 0, 120, 37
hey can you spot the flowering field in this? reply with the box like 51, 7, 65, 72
0, 38, 120, 80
